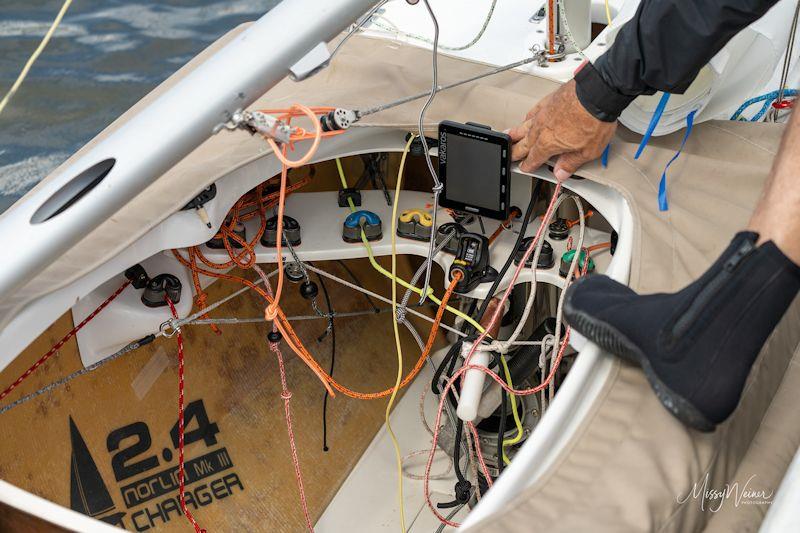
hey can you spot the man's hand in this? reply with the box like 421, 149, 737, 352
509, 79, 616, 181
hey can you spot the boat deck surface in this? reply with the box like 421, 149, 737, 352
0, 258, 445, 532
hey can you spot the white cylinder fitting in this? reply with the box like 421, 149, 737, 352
456, 343, 491, 423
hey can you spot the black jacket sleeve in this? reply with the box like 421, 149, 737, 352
575, 0, 781, 122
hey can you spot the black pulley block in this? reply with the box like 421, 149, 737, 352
548, 218, 570, 241
262, 215, 302, 247
141, 274, 182, 308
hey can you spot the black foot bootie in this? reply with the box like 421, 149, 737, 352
563, 232, 800, 431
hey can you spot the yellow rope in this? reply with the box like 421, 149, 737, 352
0, 0, 74, 117
334, 158, 486, 334
604, 0, 613, 25
500, 355, 524, 465
385, 136, 415, 532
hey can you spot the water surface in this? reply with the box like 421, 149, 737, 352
0, 0, 279, 213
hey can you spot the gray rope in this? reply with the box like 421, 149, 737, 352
0, 336, 156, 415
371, 0, 497, 52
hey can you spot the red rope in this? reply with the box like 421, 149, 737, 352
0, 279, 131, 403
255, 265, 314, 532
167, 297, 206, 533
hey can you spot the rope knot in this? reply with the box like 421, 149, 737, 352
395, 305, 407, 322
281, 391, 292, 401
264, 305, 278, 321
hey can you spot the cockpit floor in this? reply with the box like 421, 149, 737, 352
0, 258, 445, 532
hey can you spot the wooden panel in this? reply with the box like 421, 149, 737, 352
0, 257, 448, 532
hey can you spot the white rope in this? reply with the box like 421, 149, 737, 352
302, 263, 469, 338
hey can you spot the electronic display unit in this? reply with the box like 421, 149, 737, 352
438, 120, 511, 221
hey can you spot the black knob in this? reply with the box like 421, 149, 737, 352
300, 281, 319, 300
548, 218, 569, 240
267, 331, 282, 343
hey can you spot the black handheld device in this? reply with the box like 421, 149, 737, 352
439, 120, 511, 221
449, 233, 498, 293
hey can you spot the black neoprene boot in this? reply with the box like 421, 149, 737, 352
563, 232, 800, 432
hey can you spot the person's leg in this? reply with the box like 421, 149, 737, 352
749, 108, 800, 265
563, 112, 800, 432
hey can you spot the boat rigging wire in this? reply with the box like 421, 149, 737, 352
0, 0, 73, 118
416, 0, 443, 308
0, 334, 155, 416
354, 53, 544, 119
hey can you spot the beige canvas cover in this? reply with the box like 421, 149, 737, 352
5, 27, 800, 531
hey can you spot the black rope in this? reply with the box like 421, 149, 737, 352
452, 419, 468, 484
317, 271, 335, 452
438, 181, 542, 484
471, 179, 543, 329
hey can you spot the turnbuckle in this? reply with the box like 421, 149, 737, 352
213, 109, 293, 144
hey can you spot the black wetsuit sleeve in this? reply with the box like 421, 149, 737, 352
574, 0, 781, 122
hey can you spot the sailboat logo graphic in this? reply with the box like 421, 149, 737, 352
69, 416, 126, 527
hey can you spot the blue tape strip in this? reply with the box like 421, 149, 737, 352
635, 92, 671, 160
601, 143, 610, 168
658, 109, 697, 212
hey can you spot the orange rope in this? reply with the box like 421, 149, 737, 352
173, 107, 458, 401
488, 207, 521, 245
567, 209, 594, 228
174, 246, 460, 400
586, 241, 611, 253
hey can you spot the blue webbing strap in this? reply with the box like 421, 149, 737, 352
635, 91, 671, 160
658, 109, 697, 212
601, 143, 610, 168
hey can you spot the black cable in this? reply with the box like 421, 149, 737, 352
335, 260, 381, 313
316, 272, 335, 452
471, 179, 543, 329
452, 420, 468, 484
442, 181, 543, 483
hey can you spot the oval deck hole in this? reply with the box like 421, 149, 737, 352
30, 158, 115, 224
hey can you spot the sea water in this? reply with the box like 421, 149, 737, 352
0, 0, 279, 214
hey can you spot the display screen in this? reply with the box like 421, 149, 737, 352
444, 134, 502, 211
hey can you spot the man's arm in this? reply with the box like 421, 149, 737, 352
512, 0, 782, 179
577, 0, 781, 122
